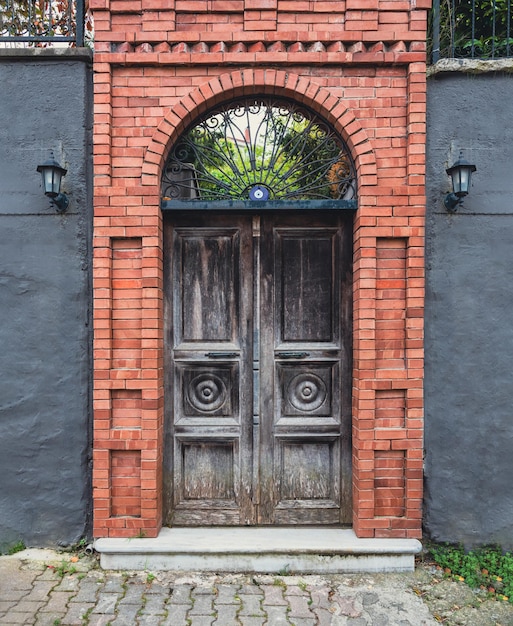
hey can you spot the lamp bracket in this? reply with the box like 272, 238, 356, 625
444, 192, 462, 212
50, 193, 69, 213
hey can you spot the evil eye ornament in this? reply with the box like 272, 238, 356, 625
249, 185, 269, 201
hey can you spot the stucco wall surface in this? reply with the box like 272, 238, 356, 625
0, 51, 92, 551
425, 71, 513, 548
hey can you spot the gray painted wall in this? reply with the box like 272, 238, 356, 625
1, 52, 511, 551
424, 70, 513, 549
0, 49, 93, 551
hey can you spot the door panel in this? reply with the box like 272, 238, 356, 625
164, 214, 254, 525
259, 214, 352, 525
164, 212, 352, 526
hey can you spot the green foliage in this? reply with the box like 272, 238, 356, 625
51, 560, 78, 578
430, 0, 513, 61
7, 540, 26, 555
429, 543, 513, 602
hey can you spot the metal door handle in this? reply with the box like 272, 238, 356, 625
205, 352, 238, 358
276, 351, 310, 359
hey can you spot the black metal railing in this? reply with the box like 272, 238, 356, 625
0, 0, 84, 46
430, 0, 513, 61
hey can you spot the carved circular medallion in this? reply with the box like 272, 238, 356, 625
188, 373, 227, 412
288, 373, 327, 412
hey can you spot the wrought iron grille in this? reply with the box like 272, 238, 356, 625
162, 99, 357, 203
0, 0, 85, 46
430, 0, 513, 61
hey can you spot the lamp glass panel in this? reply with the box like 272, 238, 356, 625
41, 167, 62, 197
452, 166, 472, 196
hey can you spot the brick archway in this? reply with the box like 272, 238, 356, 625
142, 69, 376, 185
92, 39, 425, 541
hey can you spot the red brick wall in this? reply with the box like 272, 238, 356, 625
91, 0, 429, 538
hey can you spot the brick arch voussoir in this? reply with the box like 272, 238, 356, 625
142, 69, 377, 187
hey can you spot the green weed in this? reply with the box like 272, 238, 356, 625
7, 540, 26, 555
428, 543, 513, 603
52, 560, 78, 578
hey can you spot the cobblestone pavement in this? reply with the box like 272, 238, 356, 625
1, 549, 513, 625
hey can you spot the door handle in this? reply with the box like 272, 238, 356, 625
276, 351, 310, 359
205, 352, 238, 358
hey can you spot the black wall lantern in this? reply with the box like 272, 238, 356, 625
37, 151, 69, 212
444, 150, 477, 212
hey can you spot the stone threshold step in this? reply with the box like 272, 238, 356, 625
94, 528, 422, 573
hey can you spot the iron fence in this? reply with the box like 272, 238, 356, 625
430, 0, 513, 62
0, 0, 84, 46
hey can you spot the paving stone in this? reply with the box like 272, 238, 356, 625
330, 594, 361, 618
189, 591, 214, 615
34, 612, 68, 626
216, 583, 241, 604
0, 553, 465, 626
139, 593, 167, 615
139, 616, 166, 626
264, 604, 290, 624
41, 591, 73, 613
90, 592, 119, 614
213, 603, 239, 623
309, 587, 332, 611
37, 568, 61, 582
261, 584, 288, 606
286, 618, 316, 626
285, 585, 310, 596
0, 560, 37, 598
160, 603, 190, 625
0, 601, 17, 615
87, 616, 114, 626
313, 607, 339, 626
25, 580, 62, 601
61, 601, 96, 624
170, 584, 193, 604
120, 582, 146, 604
285, 594, 316, 619
102, 575, 126, 594
53, 575, 80, 592
241, 584, 265, 595
239, 617, 266, 626
0, 611, 38, 625
238, 592, 265, 616
72, 580, 101, 603
194, 585, 217, 593
5, 600, 45, 614
189, 616, 215, 626
109, 602, 141, 625
144, 581, 171, 595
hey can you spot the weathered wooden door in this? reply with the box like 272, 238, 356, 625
163, 212, 352, 526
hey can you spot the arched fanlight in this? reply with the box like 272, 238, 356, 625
162, 98, 356, 202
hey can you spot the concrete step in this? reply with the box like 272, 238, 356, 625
94, 527, 422, 573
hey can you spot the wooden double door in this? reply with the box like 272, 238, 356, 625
163, 212, 352, 526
